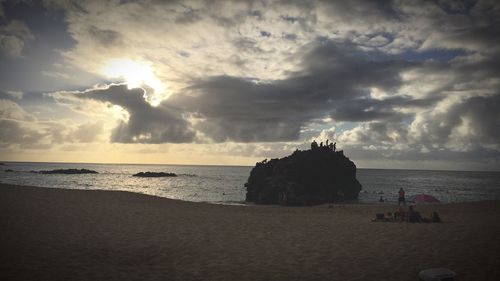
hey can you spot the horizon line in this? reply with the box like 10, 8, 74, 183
1, 160, 499, 173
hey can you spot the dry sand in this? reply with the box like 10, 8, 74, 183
1, 183, 499, 281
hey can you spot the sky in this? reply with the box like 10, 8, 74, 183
0, 0, 499, 170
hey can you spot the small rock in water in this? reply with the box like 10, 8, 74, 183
133, 171, 177, 177
37, 169, 98, 174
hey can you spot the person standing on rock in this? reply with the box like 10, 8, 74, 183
311, 140, 318, 150
398, 188, 406, 205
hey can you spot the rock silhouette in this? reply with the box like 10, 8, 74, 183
245, 146, 362, 206
37, 169, 98, 174
133, 172, 177, 177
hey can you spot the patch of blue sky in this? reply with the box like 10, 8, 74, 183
396, 49, 469, 62
2, 1, 75, 50
0, 1, 89, 92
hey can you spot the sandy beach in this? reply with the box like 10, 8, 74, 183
1, 183, 499, 281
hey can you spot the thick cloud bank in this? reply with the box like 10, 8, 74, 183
173, 42, 415, 142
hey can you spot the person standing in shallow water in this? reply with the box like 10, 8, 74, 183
398, 188, 406, 205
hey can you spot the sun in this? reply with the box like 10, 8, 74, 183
102, 58, 167, 106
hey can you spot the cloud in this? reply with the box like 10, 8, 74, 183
416, 1, 500, 54
0, 99, 52, 148
2, 0, 500, 168
87, 25, 121, 46
409, 93, 500, 152
0, 20, 34, 57
0, 98, 105, 148
72, 121, 104, 143
0, 119, 47, 148
172, 41, 416, 142
0, 99, 34, 121
332, 93, 500, 166
6, 90, 23, 99
72, 84, 196, 143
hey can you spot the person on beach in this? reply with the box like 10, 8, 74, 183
386, 212, 394, 222
407, 206, 422, 223
431, 211, 442, 223
394, 207, 405, 222
398, 188, 406, 205
336, 190, 345, 205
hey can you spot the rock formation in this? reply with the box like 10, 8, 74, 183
132, 172, 177, 177
245, 146, 362, 206
37, 169, 98, 174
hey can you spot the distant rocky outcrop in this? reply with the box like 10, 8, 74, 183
245, 145, 362, 206
133, 172, 177, 177
37, 169, 98, 174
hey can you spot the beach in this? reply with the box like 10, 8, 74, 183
1, 184, 499, 281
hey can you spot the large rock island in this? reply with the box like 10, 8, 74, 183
245, 143, 362, 206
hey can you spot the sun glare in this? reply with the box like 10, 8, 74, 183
102, 59, 167, 106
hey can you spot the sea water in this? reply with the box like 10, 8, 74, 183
1, 162, 499, 204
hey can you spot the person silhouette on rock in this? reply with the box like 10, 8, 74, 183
311, 140, 318, 150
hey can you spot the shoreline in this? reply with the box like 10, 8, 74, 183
1, 182, 498, 206
1, 183, 500, 281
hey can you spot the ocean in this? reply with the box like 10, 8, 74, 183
1, 162, 500, 205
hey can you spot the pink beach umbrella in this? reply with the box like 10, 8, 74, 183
410, 193, 441, 204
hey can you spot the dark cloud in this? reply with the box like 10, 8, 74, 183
87, 26, 121, 46
177, 50, 190, 58
260, 30, 271, 37
173, 76, 303, 142
412, 93, 500, 147
79, 84, 195, 143
280, 15, 299, 23
282, 33, 297, 41
319, 0, 400, 25
174, 8, 202, 24
461, 94, 500, 143
330, 96, 437, 122
335, 93, 500, 167
232, 37, 263, 53
0, 119, 45, 146
171, 41, 416, 142
249, 10, 262, 20
343, 143, 500, 170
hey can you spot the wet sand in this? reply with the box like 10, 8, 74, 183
1, 183, 499, 281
